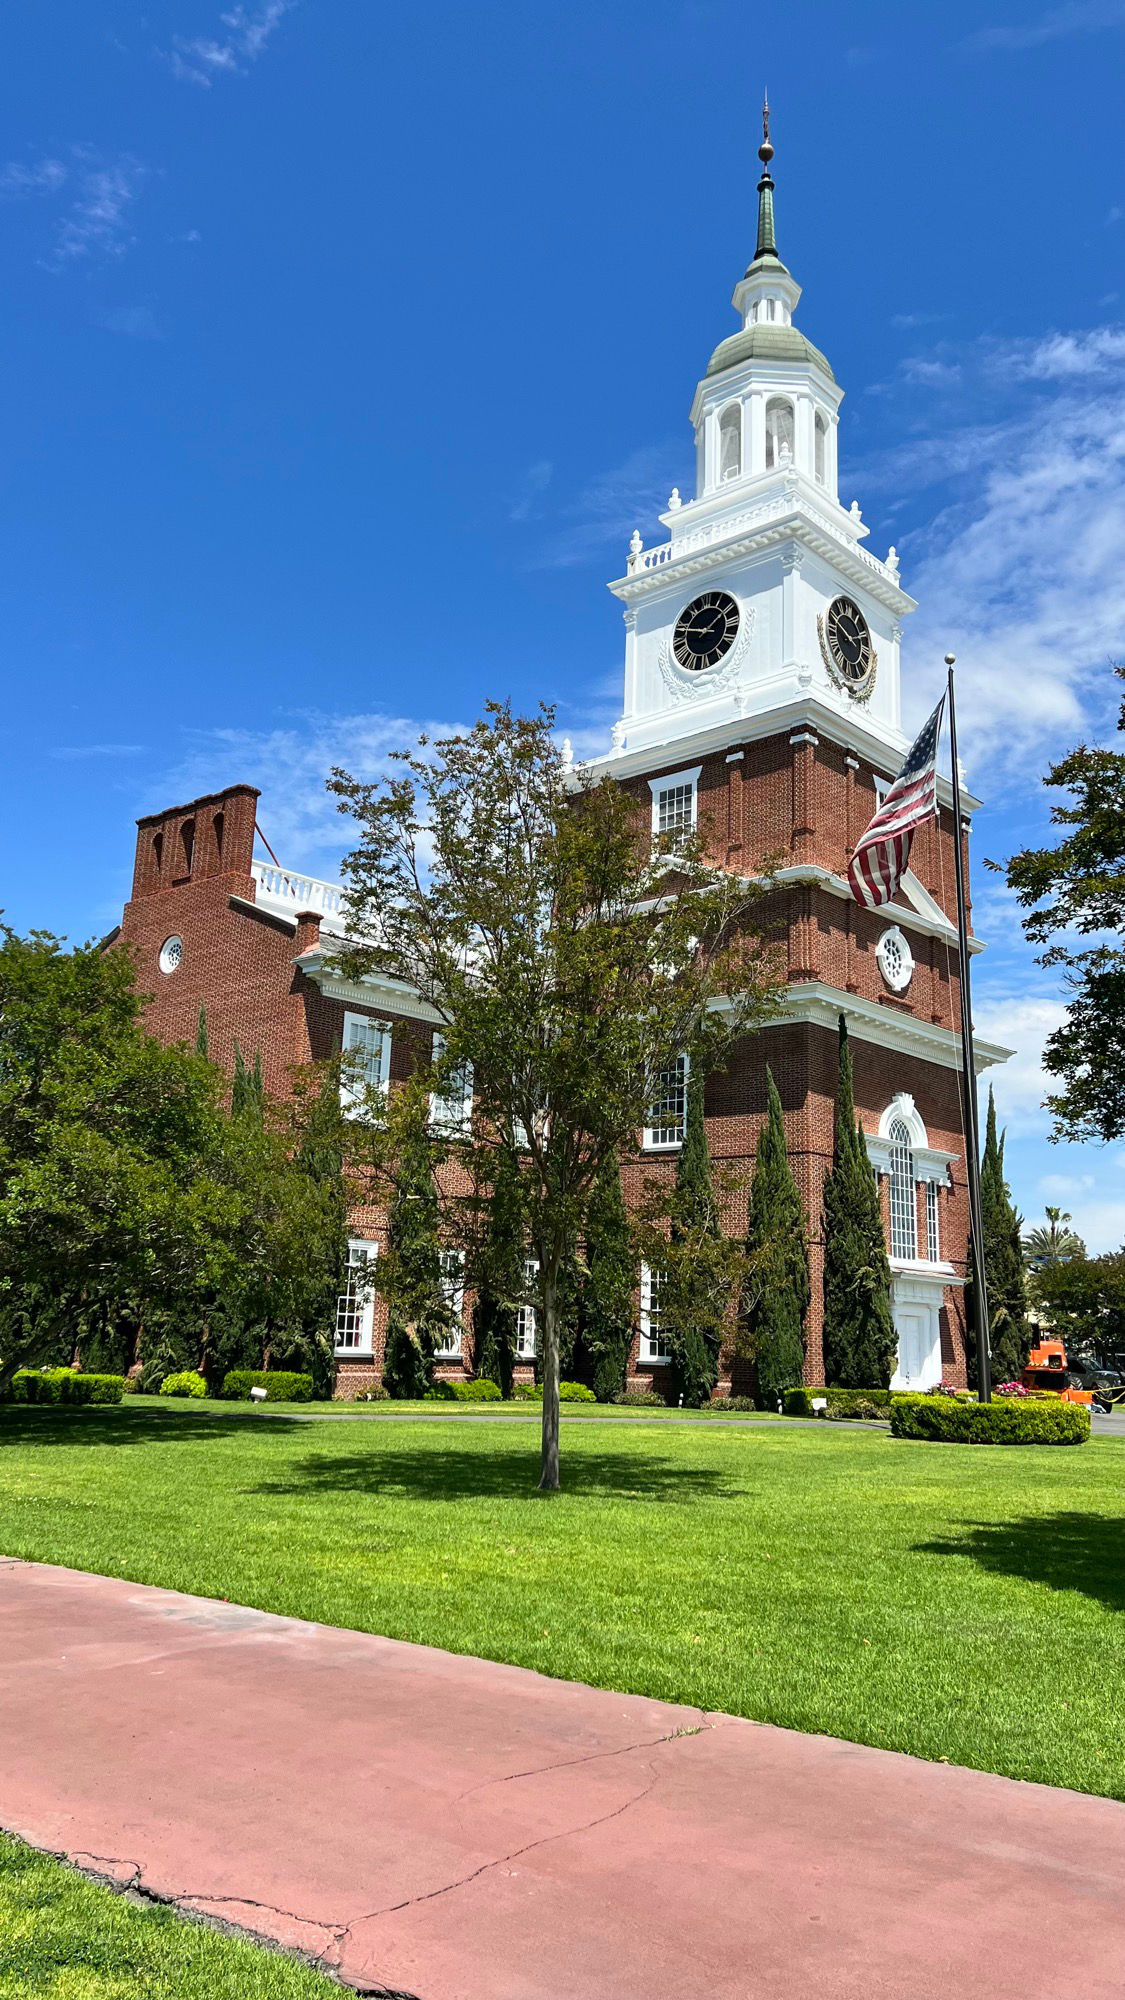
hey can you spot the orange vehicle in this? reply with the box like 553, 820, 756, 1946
1021, 1339, 1094, 1406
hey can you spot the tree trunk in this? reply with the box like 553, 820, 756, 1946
538, 1262, 560, 1492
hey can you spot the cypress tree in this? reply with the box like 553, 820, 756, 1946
583, 1148, 634, 1402
472, 1145, 524, 1397
744, 1068, 809, 1406
379, 1083, 448, 1398
821, 1018, 896, 1387
663, 1058, 726, 1407
195, 1003, 209, 1059
965, 1089, 1030, 1387
231, 1043, 265, 1124
231, 1041, 249, 1115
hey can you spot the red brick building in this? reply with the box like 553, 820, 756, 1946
111, 141, 1009, 1397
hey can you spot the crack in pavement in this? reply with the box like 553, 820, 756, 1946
341, 1755, 664, 1940
449, 1714, 711, 1811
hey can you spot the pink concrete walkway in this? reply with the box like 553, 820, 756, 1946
1, 1558, 1122, 2000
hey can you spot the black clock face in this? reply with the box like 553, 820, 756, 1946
825, 596, 873, 684
672, 591, 740, 672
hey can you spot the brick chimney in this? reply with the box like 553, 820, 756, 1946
130, 784, 260, 903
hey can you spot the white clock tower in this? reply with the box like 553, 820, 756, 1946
600, 104, 914, 777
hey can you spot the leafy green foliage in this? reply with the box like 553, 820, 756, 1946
742, 1068, 809, 1406
517, 1380, 597, 1401
159, 1370, 208, 1398
1032, 1252, 1125, 1355
426, 1377, 502, 1401
581, 1148, 635, 1402
5, 1368, 124, 1405
1003, 666, 1125, 1141
1024, 1205, 1087, 1272
374, 1080, 452, 1399
785, 1386, 893, 1417
643, 1059, 739, 1408
821, 1021, 896, 1388
891, 1394, 1089, 1444
0, 928, 348, 1396
222, 1370, 314, 1402
331, 702, 781, 1487
965, 1091, 1029, 1388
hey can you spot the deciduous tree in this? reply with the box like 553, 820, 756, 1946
331, 703, 781, 1487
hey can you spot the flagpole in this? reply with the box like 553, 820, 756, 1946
945, 656, 992, 1404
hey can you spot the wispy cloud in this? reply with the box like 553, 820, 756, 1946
0, 157, 67, 199
509, 459, 553, 524
165, 1, 294, 87
530, 443, 689, 571
51, 743, 147, 760
1, 148, 150, 268
964, 0, 1125, 51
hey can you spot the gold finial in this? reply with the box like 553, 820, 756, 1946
759, 89, 774, 168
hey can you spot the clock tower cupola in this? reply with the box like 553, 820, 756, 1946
599, 101, 915, 774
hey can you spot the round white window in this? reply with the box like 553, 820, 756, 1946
158, 935, 184, 975
876, 926, 913, 993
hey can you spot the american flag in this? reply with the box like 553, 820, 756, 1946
847, 696, 946, 909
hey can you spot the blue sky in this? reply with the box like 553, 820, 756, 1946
1, 1, 1123, 1246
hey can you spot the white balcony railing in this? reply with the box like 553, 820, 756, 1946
251, 858, 347, 931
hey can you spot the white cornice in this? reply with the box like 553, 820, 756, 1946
584, 699, 983, 817
772, 982, 1011, 1074
772, 865, 980, 953
610, 500, 915, 618
296, 947, 443, 1025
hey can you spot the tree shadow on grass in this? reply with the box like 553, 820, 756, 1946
0, 1406, 305, 1449
252, 1444, 749, 1505
917, 1512, 1125, 1615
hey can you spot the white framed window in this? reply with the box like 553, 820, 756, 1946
889, 1118, 918, 1261
926, 1182, 941, 1264
644, 1052, 688, 1150
340, 1009, 391, 1117
335, 1238, 377, 1353
434, 1249, 465, 1358
429, 1032, 474, 1136
516, 1257, 538, 1360
649, 767, 701, 846
640, 1264, 672, 1364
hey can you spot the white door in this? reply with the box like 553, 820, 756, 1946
890, 1305, 937, 1391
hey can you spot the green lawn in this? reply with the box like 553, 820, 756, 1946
1, 1405, 1122, 1798
128, 1393, 791, 1420
0, 1833, 343, 1998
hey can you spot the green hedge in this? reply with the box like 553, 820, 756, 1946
159, 1371, 208, 1398
890, 1395, 1090, 1446
221, 1370, 313, 1403
785, 1386, 894, 1419
426, 1378, 503, 1402
516, 1380, 597, 1403
611, 1388, 667, 1408
7, 1368, 125, 1407
353, 1383, 390, 1402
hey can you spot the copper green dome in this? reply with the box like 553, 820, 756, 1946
705, 322, 835, 382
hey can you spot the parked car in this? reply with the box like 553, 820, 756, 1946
1064, 1358, 1123, 1409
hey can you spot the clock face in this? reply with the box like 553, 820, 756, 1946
672, 590, 740, 672
825, 596, 873, 685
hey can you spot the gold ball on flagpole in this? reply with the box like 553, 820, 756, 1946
944, 653, 956, 666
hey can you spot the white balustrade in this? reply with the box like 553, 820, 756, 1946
251, 858, 347, 926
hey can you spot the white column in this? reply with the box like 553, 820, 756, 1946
829, 416, 840, 500
749, 391, 766, 477
622, 609, 638, 719
704, 407, 718, 492
795, 394, 813, 479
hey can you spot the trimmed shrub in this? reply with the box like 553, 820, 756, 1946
612, 1388, 667, 1408
890, 1395, 1090, 1446
425, 1377, 503, 1402
159, 1370, 208, 1398
353, 1384, 390, 1402
711, 1395, 759, 1412
7, 1368, 125, 1407
221, 1370, 313, 1403
516, 1380, 596, 1403
785, 1386, 893, 1419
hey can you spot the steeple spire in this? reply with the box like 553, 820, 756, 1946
753, 90, 778, 263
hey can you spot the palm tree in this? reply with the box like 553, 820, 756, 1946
1023, 1206, 1086, 1272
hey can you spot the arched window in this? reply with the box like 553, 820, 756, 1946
765, 398, 794, 470
889, 1118, 917, 1260
718, 404, 742, 482
152, 831, 163, 876
179, 818, 195, 877
814, 412, 827, 484
212, 810, 224, 863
